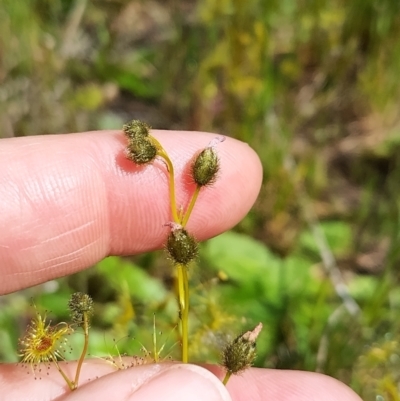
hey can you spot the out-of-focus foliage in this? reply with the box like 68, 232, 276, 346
2, 1, 400, 399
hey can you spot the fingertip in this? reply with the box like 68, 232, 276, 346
206, 366, 363, 401
57, 363, 231, 401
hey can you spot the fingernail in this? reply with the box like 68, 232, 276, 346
128, 364, 231, 401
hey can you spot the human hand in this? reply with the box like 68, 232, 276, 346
0, 130, 362, 401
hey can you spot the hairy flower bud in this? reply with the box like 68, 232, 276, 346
166, 223, 198, 265
222, 323, 262, 375
68, 292, 94, 327
123, 120, 151, 140
126, 137, 158, 165
191, 137, 225, 187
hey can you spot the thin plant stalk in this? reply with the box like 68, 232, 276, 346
53, 359, 75, 390
152, 314, 159, 363
222, 371, 232, 386
150, 137, 179, 223
181, 185, 201, 227
74, 312, 89, 387
176, 263, 189, 363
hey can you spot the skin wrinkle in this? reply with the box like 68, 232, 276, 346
4, 264, 55, 278
39, 243, 94, 266
38, 221, 96, 246
14, 220, 101, 274
40, 257, 82, 271
41, 236, 105, 268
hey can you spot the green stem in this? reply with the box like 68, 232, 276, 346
222, 371, 232, 386
74, 312, 89, 388
181, 185, 201, 227
177, 263, 189, 363
151, 137, 179, 223
153, 313, 158, 363
53, 359, 75, 390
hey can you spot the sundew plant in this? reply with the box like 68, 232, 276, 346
17, 120, 262, 390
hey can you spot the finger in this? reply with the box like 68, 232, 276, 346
0, 130, 262, 294
61, 364, 231, 401
207, 365, 363, 401
0, 361, 362, 401
0, 361, 231, 401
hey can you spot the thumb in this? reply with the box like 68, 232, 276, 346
59, 363, 232, 401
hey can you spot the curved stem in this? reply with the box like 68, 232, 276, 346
74, 312, 89, 388
181, 185, 201, 227
150, 136, 179, 223
177, 263, 189, 363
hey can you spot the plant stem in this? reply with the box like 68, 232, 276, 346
74, 312, 89, 388
222, 371, 232, 386
177, 263, 189, 363
152, 313, 159, 363
181, 185, 201, 227
150, 137, 179, 223
53, 359, 75, 390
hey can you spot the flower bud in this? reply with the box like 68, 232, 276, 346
221, 323, 262, 375
166, 223, 198, 265
123, 120, 151, 140
126, 137, 158, 165
68, 292, 94, 327
191, 137, 225, 187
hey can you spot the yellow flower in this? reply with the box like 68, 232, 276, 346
19, 308, 73, 368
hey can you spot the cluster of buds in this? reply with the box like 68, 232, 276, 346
123, 120, 262, 379
123, 120, 160, 165
123, 120, 226, 364
122, 120, 225, 264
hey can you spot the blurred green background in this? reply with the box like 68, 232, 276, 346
2, 1, 400, 399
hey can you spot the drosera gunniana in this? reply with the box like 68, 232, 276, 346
17, 121, 261, 388
122, 120, 225, 364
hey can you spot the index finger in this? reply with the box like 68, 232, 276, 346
0, 130, 262, 294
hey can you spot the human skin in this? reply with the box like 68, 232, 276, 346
0, 130, 362, 401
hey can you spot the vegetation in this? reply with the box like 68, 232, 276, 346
2, 0, 400, 399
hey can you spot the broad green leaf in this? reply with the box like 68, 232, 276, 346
298, 221, 352, 257
96, 257, 167, 303
203, 231, 281, 287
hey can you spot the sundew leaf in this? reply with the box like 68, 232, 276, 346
96, 257, 167, 303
